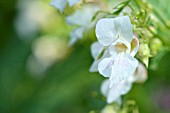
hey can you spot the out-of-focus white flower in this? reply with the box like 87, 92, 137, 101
66, 4, 99, 45
27, 36, 69, 77
94, 16, 139, 87
101, 62, 147, 104
15, 0, 54, 41
50, 0, 81, 13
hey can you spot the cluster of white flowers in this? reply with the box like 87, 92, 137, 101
90, 16, 139, 85
50, 0, 148, 106
90, 16, 147, 104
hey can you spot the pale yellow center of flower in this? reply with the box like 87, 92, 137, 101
115, 42, 127, 52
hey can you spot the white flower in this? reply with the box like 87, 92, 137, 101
66, 4, 99, 45
50, 0, 81, 13
95, 16, 139, 86
101, 62, 147, 104
15, 0, 52, 41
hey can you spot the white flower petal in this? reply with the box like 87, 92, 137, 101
50, 0, 67, 13
68, 27, 84, 46
114, 16, 133, 42
119, 81, 132, 95
89, 49, 110, 72
107, 80, 132, 103
89, 60, 99, 72
96, 18, 118, 46
108, 43, 119, 57
91, 42, 104, 60
101, 49, 111, 59
67, 0, 80, 6
110, 54, 138, 86
101, 79, 110, 96
130, 37, 139, 57
98, 57, 113, 77
68, 35, 77, 46
115, 98, 122, 106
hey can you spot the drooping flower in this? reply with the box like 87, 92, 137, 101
66, 4, 99, 45
94, 16, 139, 86
101, 62, 147, 104
50, 0, 81, 13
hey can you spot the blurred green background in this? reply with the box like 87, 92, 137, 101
0, 0, 170, 113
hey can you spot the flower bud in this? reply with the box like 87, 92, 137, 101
139, 43, 150, 57
138, 43, 150, 67
150, 38, 162, 56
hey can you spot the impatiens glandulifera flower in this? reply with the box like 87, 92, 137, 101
66, 4, 99, 45
50, 0, 81, 13
94, 16, 139, 87
101, 62, 147, 104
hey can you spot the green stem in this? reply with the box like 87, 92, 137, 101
134, 0, 140, 9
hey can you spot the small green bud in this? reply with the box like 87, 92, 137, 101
150, 38, 162, 56
135, 12, 141, 19
141, 57, 149, 68
139, 43, 150, 57
138, 43, 150, 67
